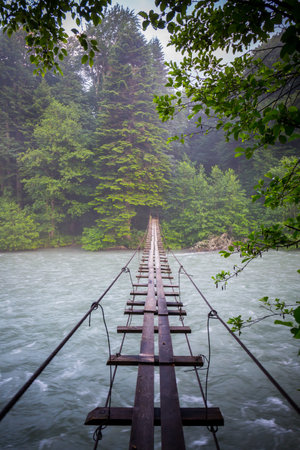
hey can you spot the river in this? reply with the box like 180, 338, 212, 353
0, 248, 299, 449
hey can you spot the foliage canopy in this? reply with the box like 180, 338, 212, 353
0, 0, 111, 74
141, 0, 300, 342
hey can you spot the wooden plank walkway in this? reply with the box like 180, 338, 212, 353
85, 217, 223, 448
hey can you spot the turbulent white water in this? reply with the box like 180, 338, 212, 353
0, 248, 299, 449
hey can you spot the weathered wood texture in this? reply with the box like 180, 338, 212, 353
107, 354, 203, 366
85, 407, 224, 426
117, 325, 191, 333
130, 222, 156, 449
85, 217, 223, 449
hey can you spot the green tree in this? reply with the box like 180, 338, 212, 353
163, 160, 208, 247
141, 1, 299, 151
208, 166, 250, 237
141, 0, 300, 341
163, 159, 250, 247
0, 196, 40, 251
0, 30, 40, 200
19, 99, 93, 240
82, 5, 138, 96
141, 1, 300, 241
83, 8, 170, 249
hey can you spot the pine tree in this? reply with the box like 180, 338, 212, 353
0, 31, 40, 200
84, 8, 170, 248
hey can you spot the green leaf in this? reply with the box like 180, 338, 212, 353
167, 22, 175, 33
284, 124, 295, 136
288, 106, 298, 113
166, 10, 175, 22
234, 147, 245, 157
142, 20, 150, 31
81, 54, 88, 65
138, 11, 148, 19
291, 327, 300, 339
157, 19, 165, 29
293, 306, 300, 324
279, 135, 287, 144
274, 320, 294, 327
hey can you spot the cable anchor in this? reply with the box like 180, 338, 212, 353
89, 302, 99, 326
208, 309, 218, 319
208, 425, 218, 433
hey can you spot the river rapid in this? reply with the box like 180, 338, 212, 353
0, 248, 299, 449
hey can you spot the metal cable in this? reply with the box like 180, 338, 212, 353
168, 249, 300, 415
0, 243, 143, 422
93, 304, 112, 450
93, 277, 137, 449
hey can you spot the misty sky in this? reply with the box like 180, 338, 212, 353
112, 0, 179, 62
63, 1, 237, 66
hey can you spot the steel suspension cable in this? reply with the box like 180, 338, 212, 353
169, 249, 300, 415
0, 242, 144, 422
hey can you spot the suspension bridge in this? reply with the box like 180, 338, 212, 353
0, 216, 299, 449
85, 216, 223, 449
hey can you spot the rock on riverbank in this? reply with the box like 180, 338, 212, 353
189, 233, 233, 252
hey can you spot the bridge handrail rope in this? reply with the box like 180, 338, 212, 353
84, 217, 224, 449
167, 246, 300, 415
90, 218, 223, 449
0, 233, 147, 423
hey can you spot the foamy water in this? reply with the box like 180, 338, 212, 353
0, 248, 299, 449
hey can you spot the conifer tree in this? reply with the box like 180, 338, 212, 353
84, 8, 169, 248
0, 31, 40, 200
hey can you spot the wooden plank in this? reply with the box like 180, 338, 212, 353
107, 355, 203, 366
130, 365, 154, 448
130, 291, 179, 296
85, 407, 224, 426
138, 269, 171, 273
87, 217, 226, 450
130, 220, 156, 449
132, 284, 179, 288
136, 275, 174, 279
117, 326, 191, 334
154, 221, 186, 449
127, 301, 183, 307
124, 309, 186, 316
162, 285, 179, 288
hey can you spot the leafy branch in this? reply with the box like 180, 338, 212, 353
213, 156, 300, 290
227, 298, 300, 344
0, 0, 110, 74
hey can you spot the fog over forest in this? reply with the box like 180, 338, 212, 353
0, 4, 299, 252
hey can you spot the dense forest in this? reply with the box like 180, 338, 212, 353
0, 4, 299, 251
